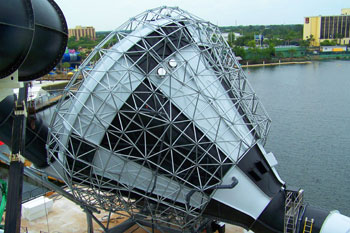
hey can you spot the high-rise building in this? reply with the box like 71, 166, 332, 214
303, 9, 350, 46
68, 26, 96, 41
342, 8, 350, 15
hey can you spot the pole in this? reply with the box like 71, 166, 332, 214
4, 83, 28, 233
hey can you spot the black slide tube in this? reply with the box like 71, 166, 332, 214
0, 95, 49, 168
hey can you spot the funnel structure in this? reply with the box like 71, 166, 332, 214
46, 7, 350, 233
0, 0, 68, 81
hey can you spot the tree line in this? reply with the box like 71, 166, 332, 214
67, 25, 347, 64
221, 24, 303, 46
221, 24, 315, 62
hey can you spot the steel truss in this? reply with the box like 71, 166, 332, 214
47, 6, 271, 231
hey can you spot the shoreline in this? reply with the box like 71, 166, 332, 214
241, 61, 312, 68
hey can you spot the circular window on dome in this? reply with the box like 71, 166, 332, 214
157, 67, 167, 77
168, 59, 177, 68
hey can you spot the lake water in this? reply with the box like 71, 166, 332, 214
245, 60, 350, 216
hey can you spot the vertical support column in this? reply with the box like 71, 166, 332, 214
85, 209, 93, 233
4, 83, 28, 233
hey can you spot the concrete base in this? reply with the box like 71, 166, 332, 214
22, 196, 53, 221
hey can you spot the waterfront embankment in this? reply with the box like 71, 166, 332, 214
241, 52, 350, 68
241, 61, 312, 68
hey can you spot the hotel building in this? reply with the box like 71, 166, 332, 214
303, 9, 350, 46
68, 26, 96, 41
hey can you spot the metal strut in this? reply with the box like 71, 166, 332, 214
186, 176, 239, 207
4, 83, 28, 233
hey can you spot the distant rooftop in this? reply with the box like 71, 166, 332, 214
70, 25, 95, 29
341, 8, 350, 15
305, 8, 350, 18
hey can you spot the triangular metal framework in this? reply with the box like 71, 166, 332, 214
47, 6, 271, 231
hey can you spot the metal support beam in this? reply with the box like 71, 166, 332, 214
23, 167, 99, 214
0, 146, 103, 232
106, 210, 112, 229
4, 161, 23, 232
83, 208, 107, 232
4, 83, 27, 233
85, 209, 93, 233
107, 218, 136, 233
135, 219, 183, 233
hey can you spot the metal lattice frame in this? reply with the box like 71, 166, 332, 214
47, 6, 271, 231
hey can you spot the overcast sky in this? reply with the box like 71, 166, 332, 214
54, 0, 348, 31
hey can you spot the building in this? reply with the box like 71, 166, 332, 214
221, 32, 242, 42
342, 8, 350, 15
68, 26, 96, 41
254, 34, 264, 46
303, 9, 350, 46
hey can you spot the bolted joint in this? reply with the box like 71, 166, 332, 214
14, 100, 27, 117
9, 153, 25, 163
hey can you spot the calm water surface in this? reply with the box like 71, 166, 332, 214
245, 60, 350, 216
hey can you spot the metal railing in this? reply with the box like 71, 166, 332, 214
284, 189, 304, 233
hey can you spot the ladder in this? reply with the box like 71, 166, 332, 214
284, 189, 304, 233
303, 217, 314, 233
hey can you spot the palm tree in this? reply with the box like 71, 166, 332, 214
335, 33, 344, 45
307, 34, 315, 47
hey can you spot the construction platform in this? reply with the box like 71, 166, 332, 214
1, 194, 247, 233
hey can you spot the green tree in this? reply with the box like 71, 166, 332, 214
232, 46, 246, 59
284, 32, 294, 45
235, 35, 254, 46
247, 47, 262, 63
266, 44, 275, 58
320, 40, 330, 46
299, 40, 310, 47
320, 40, 336, 46
227, 32, 235, 47
307, 34, 315, 47
62, 62, 70, 69
265, 38, 283, 46
68, 36, 77, 42
247, 40, 256, 48
79, 52, 89, 60
220, 24, 303, 46
331, 40, 337, 46
334, 33, 344, 45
